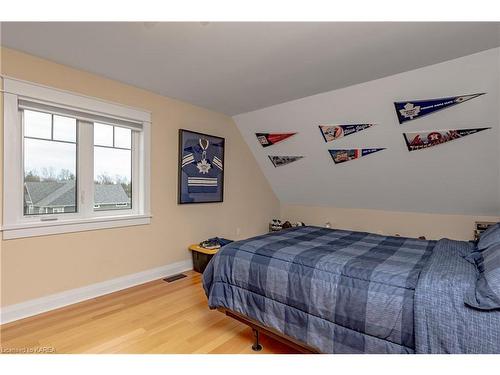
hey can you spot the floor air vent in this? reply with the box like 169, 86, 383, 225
163, 273, 188, 283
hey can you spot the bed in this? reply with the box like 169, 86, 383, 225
202, 226, 500, 354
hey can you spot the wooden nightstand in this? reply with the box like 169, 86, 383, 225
188, 244, 219, 273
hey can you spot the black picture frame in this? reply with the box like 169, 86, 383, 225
178, 129, 225, 204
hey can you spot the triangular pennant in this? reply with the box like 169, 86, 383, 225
329, 148, 385, 164
256, 133, 296, 147
403, 127, 490, 151
394, 93, 485, 124
319, 124, 375, 142
268, 155, 304, 167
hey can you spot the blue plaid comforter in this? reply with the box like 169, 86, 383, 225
415, 239, 500, 353
204, 226, 500, 353
203, 226, 436, 353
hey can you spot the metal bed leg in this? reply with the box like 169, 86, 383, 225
251, 328, 263, 351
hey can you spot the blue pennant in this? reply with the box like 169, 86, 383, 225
329, 148, 385, 164
394, 93, 485, 124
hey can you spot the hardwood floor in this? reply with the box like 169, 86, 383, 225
0, 271, 297, 354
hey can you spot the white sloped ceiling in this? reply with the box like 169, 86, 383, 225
233, 48, 500, 216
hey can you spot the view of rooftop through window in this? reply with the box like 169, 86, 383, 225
93, 123, 132, 211
23, 110, 133, 215
23, 110, 77, 215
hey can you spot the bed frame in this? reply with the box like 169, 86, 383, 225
218, 308, 320, 353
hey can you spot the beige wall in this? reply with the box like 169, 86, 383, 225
282, 204, 499, 241
0, 48, 279, 306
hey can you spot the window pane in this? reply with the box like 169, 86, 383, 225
94, 123, 113, 147
94, 146, 132, 211
24, 138, 77, 215
114, 127, 131, 149
53, 115, 77, 142
24, 110, 52, 139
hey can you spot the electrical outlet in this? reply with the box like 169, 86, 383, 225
236, 227, 241, 236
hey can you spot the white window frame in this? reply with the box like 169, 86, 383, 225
2, 77, 151, 239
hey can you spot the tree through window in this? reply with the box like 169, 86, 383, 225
23, 110, 77, 215
93, 123, 132, 211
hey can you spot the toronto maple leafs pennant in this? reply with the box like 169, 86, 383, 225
329, 148, 385, 164
268, 155, 304, 167
403, 127, 490, 151
394, 93, 485, 124
256, 133, 296, 147
319, 124, 375, 142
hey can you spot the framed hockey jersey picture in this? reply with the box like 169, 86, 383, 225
178, 129, 225, 204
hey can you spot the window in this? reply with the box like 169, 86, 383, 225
93, 123, 132, 211
23, 110, 78, 216
2, 78, 151, 239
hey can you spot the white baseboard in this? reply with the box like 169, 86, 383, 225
0, 259, 193, 325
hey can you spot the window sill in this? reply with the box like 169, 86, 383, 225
1, 214, 152, 240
